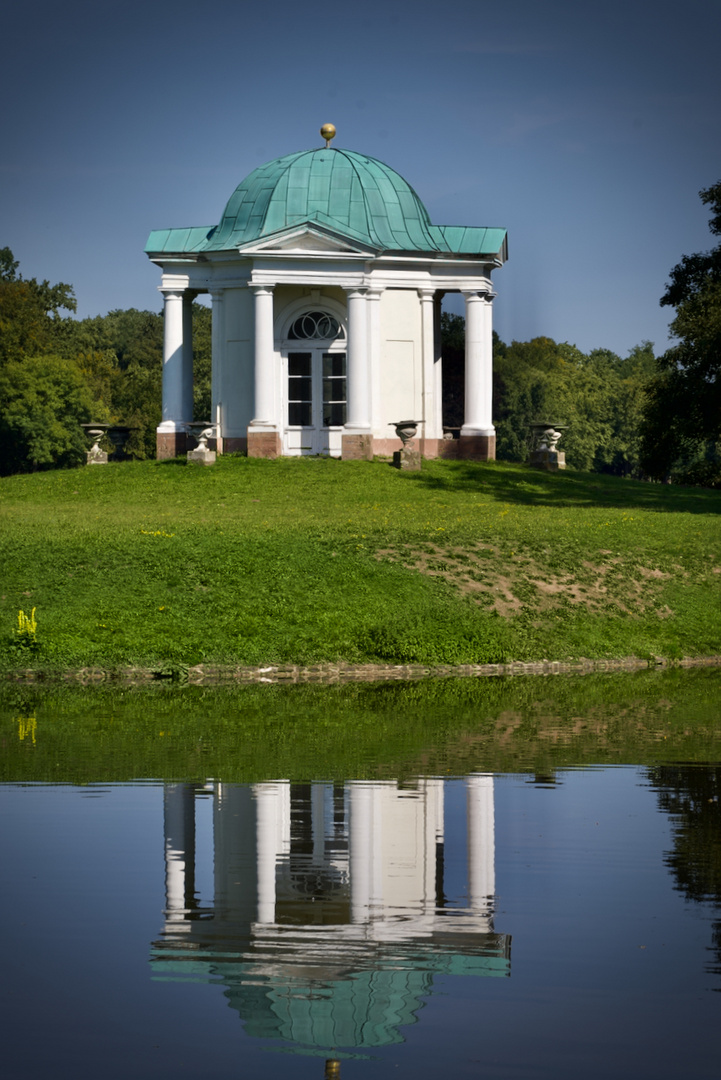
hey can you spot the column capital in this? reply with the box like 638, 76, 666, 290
159, 287, 185, 301
345, 286, 369, 300
462, 289, 496, 303
249, 282, 275, 296
417, 287, 436, 301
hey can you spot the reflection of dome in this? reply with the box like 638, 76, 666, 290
207, 147, 440, 253
152, 779, 510, 1057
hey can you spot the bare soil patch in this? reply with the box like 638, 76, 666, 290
376, 542, 679, 619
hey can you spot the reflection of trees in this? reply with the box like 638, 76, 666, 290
648, 766, 721, 984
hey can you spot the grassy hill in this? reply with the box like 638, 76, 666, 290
1, 456, 719, 674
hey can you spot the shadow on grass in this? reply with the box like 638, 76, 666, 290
405, 460, 721, 515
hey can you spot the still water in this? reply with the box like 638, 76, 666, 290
1, 672, 720, 1078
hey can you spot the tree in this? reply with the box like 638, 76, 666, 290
442, 315, 653, 475
0, 248, 76, 365
640, 182, 721, 483
0, 355, 98, 475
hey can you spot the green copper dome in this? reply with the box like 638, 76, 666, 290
145, 145, 508, 260
206, 147, 438, 252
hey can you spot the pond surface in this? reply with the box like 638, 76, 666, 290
1, 671, 720, 1078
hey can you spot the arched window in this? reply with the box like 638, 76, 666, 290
287, 311, 345, 341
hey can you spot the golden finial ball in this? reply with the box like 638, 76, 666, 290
320, 123, 336, 145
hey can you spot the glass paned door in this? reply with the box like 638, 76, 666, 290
288, 352, 312, 427
322, 352, 347, 428
286, 349, 346, 455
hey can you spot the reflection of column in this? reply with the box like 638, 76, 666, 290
421, 778, 444, 911
349, 783, 372, 922
312, 783, 327, 864
214, 783, 258, 923
164, 783, 196, 924
466, 775, 494, 913
254, 782, 290, 924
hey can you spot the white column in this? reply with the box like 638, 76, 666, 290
367, 288, 383, 434
210, 288, 225, 434
181, 293, 195, 422
345, 288, 371, 431
160, 289, 185, 426
249, 284, 276, 428
461, 290, 496, 436
419, 289, 437, 439
466, 774, 494, 915
434, 293, 444, 433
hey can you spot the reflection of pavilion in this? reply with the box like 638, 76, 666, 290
151, 778, 510, 1055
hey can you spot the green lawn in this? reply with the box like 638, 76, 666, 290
1, 455, 720, 673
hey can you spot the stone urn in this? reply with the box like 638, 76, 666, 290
529, 422, 567, 470
390, 420, 422, 470
186, 422, 217, 466
81, 424, 110, 465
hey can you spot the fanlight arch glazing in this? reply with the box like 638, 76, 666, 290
287, 310, 346, 342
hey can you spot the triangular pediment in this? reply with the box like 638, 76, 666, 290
236, 223, 379, 257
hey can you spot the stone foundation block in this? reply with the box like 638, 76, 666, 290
531, 449, 566, 471
458, 434, 496, 461
221, 437, 248, 455
342, 433, 374, 461
156, 430, 189, 460
393, 447, 421, 471
187, 447, 217, 466
247, 430, 282, 459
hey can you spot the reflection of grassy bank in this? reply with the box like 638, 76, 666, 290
1, 457, 720, 673
2, 667, 720, 784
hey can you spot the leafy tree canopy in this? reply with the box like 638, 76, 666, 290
640, 182, 721, 483
0, 354, 98, 476
0, 247, 76, 365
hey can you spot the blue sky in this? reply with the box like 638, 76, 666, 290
2, 0, 720, 356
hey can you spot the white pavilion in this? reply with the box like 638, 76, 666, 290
145, 125, 507, 461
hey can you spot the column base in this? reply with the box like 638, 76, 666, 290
247, 429, 281, 459
342, 433, 374, 461
458, 434, 496, 461
156, 429, 189, 459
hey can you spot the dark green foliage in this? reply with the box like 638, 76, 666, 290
640, 181, 721, 483
441, 316, 655, 476
0, 354, 97, 475
0, 249, 76, 365
440, 312, 466, 428
0, 251, 216, 471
